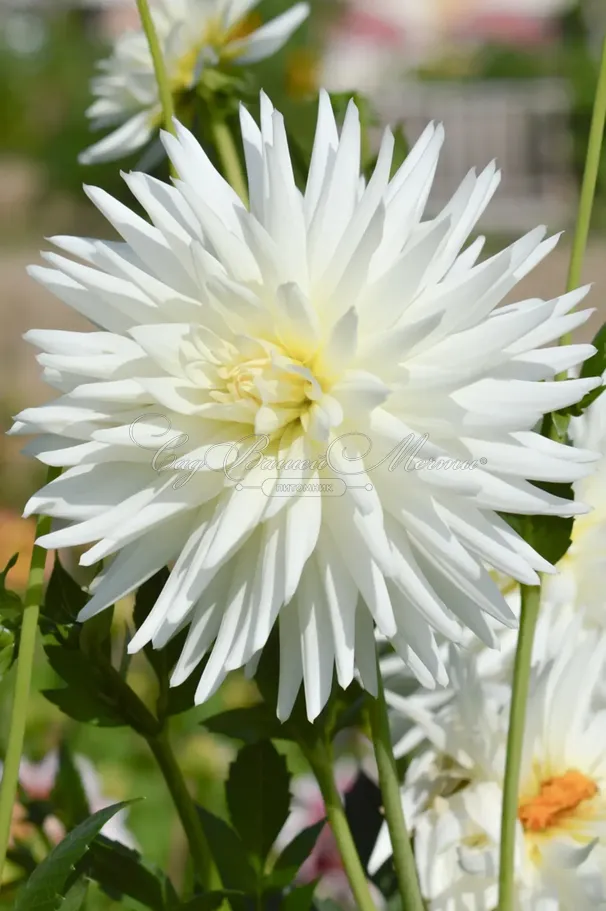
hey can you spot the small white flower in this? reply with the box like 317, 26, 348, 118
15, 92, 600, 721
81, 0, 310, 164
371, 638, 606, 909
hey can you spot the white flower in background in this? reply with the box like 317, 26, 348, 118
370, 640, 606, 910
81, 0, 310, 164
277, 756, 385, 910
15, 92, 600, 721
2, 751, 137, 849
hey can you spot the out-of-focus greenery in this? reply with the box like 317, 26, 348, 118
0, 0, 335, 238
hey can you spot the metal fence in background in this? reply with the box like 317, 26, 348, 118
377, 79, 576, 233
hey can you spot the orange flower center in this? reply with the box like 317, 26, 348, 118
518, 770, 598, 832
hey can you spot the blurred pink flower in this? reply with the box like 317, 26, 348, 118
3, 751, 137, 849
278, 757, 384, 910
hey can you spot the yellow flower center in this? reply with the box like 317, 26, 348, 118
518, 770, 598, 833
172, 12, 262, 91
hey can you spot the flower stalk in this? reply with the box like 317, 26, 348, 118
367, 662, 425, 911
303, 737, 377, 911
210, 113, 249, 206
564, 36, 606, 307
498, 583, 541, 911
135, 0, 176, 138
0, 498, 57, 877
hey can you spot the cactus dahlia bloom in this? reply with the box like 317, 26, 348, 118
80, 0, 309, 164
15, 91, 599, 720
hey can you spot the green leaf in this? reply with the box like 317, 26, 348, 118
51, 742, 90, 830
281, 882, 318, 911
0, 625, 15, 680
0, 554, 22, 625
203, 705, 287, 744
78, 836, 166, 911
14, 801, 134, 911
177, 892, 248, 911
58, 878, 88, 911
581, 321, 606, 381
501, 481, 575, 565
43, 644, 125, 726
269, 821, 325, 890
42, 558, 86, 626
226, 741, 291, 864
196, 808, 257, 894
313, 902, 342, 911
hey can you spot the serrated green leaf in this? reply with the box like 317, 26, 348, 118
501, 481, 574, 565
43, 644, 125, 726
42, 558, 86, 626
281, 882, 318, 911
226, 741, 291, 864
78, 836, 166, 910
269, 821, 325, 890
15, 801, 134, 911
51, 742, 90, 830
196, 807, 257, 895
203, 705, 287, 743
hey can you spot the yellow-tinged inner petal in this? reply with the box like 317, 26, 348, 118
172, 12, 262, 90
518, 770, 598, 832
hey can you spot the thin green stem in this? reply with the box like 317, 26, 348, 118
367, 663, 425, 911
135, 0, 176, 137
147, 728, 216, 889
210, 115, 249, 206
303, 738, 377, 911
561, 36, 606, 344
498, 583, 541, 911
0, 486, 58, 878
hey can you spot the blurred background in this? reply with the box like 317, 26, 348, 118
0, 1, 605, 903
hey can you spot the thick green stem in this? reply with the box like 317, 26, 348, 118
0, 494, 58, 878
367, 666, 425, 911
561, 36, 606, 342
210, 115, 249, 206
498, 584, 541, 911
146, 729, 214, 887
303, 739, 377, 911
135, 0, 176, 137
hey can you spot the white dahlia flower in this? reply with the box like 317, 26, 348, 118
81, 0, 309, 164
370, 639, 606, 910
14, 92, 600, 721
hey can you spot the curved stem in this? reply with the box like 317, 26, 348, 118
135, 0, 176, 137
303, 738, 377, 911
498, 583, 541, 911
366, 665, 425, 911
210, 115, 249, 206
560, 36, 606, 345
0, 496, 58, 878
147, 728, 216, 889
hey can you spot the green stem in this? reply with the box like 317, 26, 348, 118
303, 739, 377, 911
210, 115, 249, 206
135, 0, 176, 137
498, 583, 541, 911
561, 36, 606, 343
367, 665, 425, 911
146, 729, 215, 887
0, 488, 58, 878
